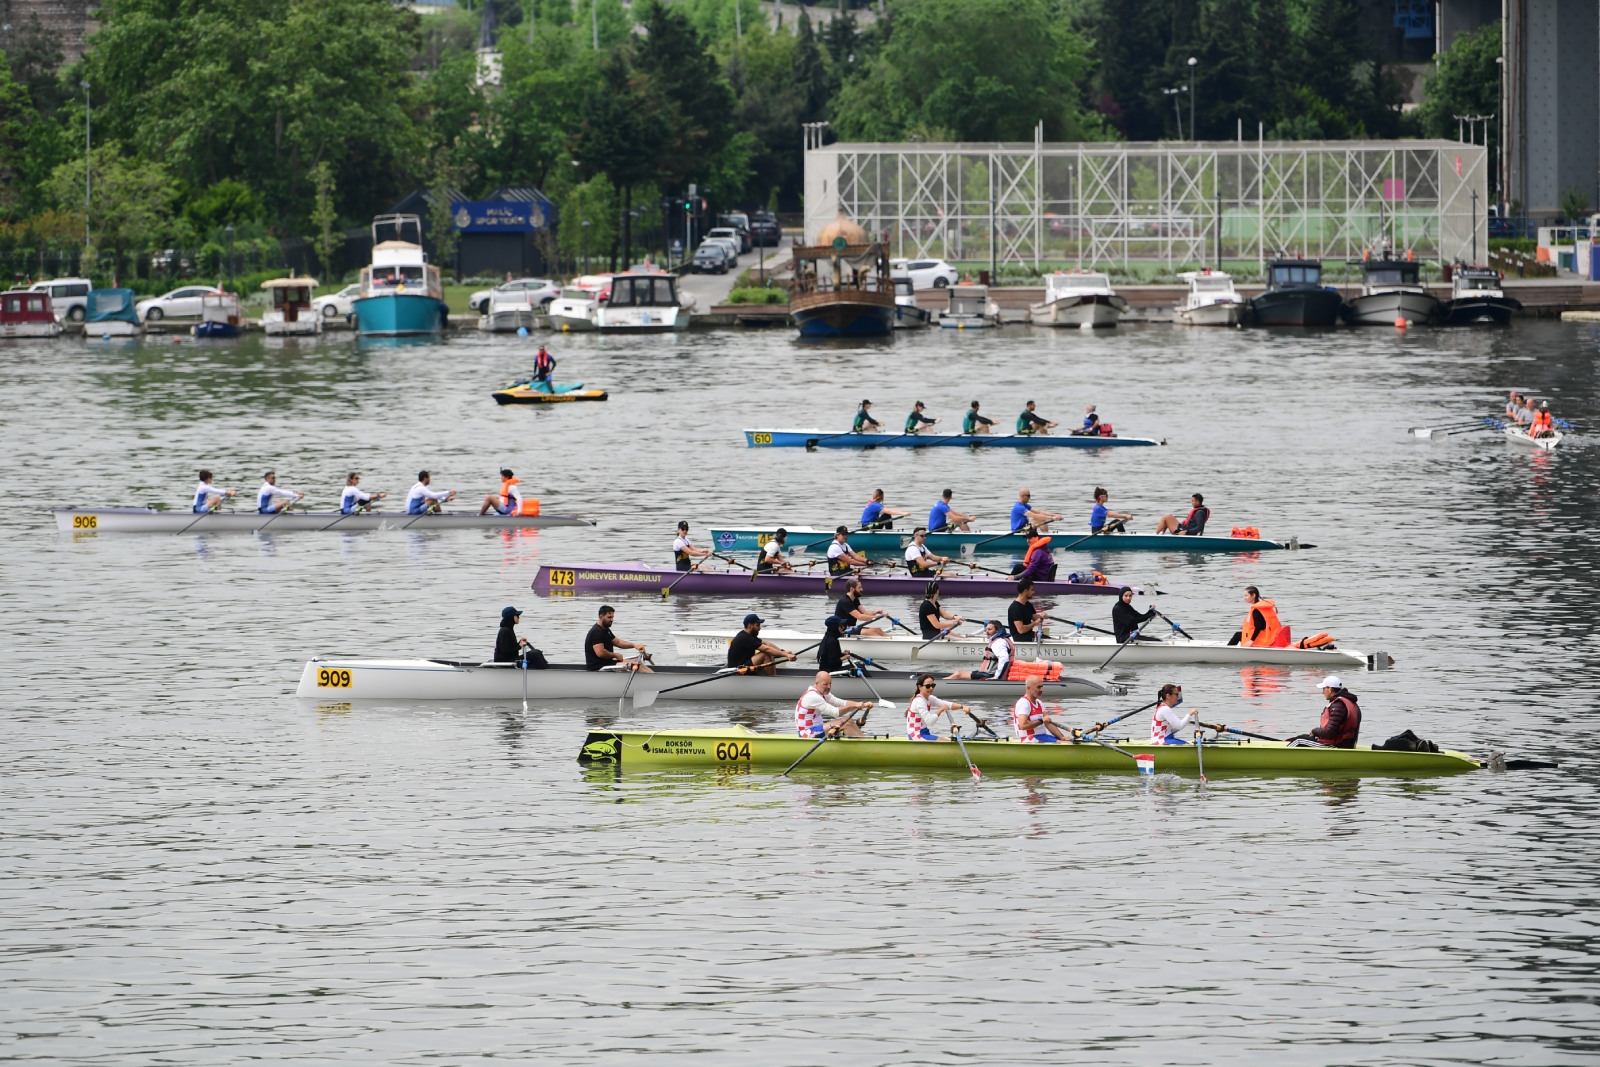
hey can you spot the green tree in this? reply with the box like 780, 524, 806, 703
0, 54, 34, 219
1560, 186, 1589, 223
1414, 23, 1501, 144
557, 175, 616, 271
310, 163, 343, 280
427, 155, 468, 277
45, 144, 177, 284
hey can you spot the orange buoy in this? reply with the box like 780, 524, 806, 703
1394, 317, 1407, 330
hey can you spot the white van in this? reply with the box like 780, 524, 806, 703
28, 278, 93, 321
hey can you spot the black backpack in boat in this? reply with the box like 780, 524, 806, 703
1375, 729, 1438, 753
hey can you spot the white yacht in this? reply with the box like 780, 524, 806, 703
1028, 271, 1128, 328
594, 270, 689, 332
547, 274, 611, 331
477, 288, 539, 333
1173, 270, 1245, 326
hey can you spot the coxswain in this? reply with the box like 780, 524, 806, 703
1111, 587, 1159, 643
1007, 578, 1043, 643
1013, 532, 1057, 582
1013, 674, 1068, 742
1016, 400, 1058, 436
531, 345, 557, 383
584, 604, 651, 672
729, 613, 794, 676
795, 670, 869, 739
917, 580, 965, 639
493, 605, 531, 663
1229, 586, 1287, 647
406, 471, 456, 515
256, 471, 303, 514
834, 577, 891, 637
672, 520, 712, 571
907, 674, 974, 741
852, 399, 881, 433
1089, 487, 1133, 534
904, 400, 939, 435
1149, 683, 1194, 745
947, 620, 1013, 680
928, 488, 977, 533
1531, 401, 1556, 438
1287, 676, 1362, 748
962, 401, 994, 436
1075, 405, 1101, 435
193, 470, 235, 513
757, 528, 793, 573
1153, 492, 1209, 535
825, 526, 871, 575
860, 488, 908, 531
341, 472, 384, 514
904, 527, 953, 576
1010, 488, 1062, 533
479, 467, 527, 515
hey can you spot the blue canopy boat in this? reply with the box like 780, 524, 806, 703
84, 288, 142, 336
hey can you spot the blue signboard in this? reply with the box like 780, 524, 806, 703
451, 201, 552, 233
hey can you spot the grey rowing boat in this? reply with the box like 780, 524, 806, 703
56, 507, 595, 534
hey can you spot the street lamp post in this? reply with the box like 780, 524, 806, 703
1187, 57, 1197, 141
1162, 86, 1188, 140
1495, 55, 1505, 217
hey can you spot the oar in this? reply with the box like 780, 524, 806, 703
1056, 528, 1106, 552
781, 703, 869, 775
176, 504, 227, 535
1196, 719, 1283, 743
913, 626, 962, 655
1194, 726, 1207, 784
969, 523, 1033, 552
845, 657, 895, 709
317, 493, 387, 532
956, 560, 1017, 577
617, 652, 651, 712
966, 710, 999, 739
1047, 614, 1117, 638
889, 617, 918, 637
1093, 612, 1158, 672
715, 552, 752, 571
663, 561, 708, 598
950, 723, 981, 780
803, 423, 880, 451
1080, 698, 1162, 740
521, 648, 530, 711
1157, 611, 1195, 641
633, 641, 823, 708
800, 525, 875, 553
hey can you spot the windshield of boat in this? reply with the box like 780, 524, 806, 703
1272, 265, 1321, 285
91, 292, 126, 313
1460, 274, 1500, 290
608, 276, 677, 307
1366, 266, 1418, 285
894, 278, 914, 297
1193, 276, 1231, 291
371, 265, 426, 289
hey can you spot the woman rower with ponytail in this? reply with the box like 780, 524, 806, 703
1149, 683, 1195, 745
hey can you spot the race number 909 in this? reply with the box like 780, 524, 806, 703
317, 668, 352, 688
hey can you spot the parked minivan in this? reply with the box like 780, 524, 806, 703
27, 277, 93, 321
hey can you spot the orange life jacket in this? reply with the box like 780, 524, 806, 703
1297, 632, 1334, 649
1532, 411, 1553, 436
1241, 599, 1284, 647
1007, 659, 1064, 681
1231, 526, 1261, 539
1022, 535, 1052, 566
500, 477, 541, 516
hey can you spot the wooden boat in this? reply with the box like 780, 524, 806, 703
53, 506, 595, 534
1248, 258, 1343, 326
1342, 255, 1439, 326
261, 278, 321, 336
192, 292, 243, 338
532, 564, 1135, 598
706, 526, 1302, 556
491, 380, 608, 404
743, 428, 1162, 449
788, 216, 895, 337
1439, 266, 1521, 325
576, 726, 1482, 776
938, 283, 999, 328
1173, 270, 1245, 326
1, 288, 63, 337
84, 288, 143, 337
352, 215, 447, 336
1028, 271, 1127, 327
671, 628, 1390, 671
296, 658, 1117, 702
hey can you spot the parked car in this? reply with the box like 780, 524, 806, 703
716, 214, 752, 252
311, 282, 362, 319
691, 243, 731, 274
890, 258, 959, 290
468, 278, 561, 313
749, 212, 781, 247
27, 277, 92, 321
137, 285, 224, 321
705, 228, 744, 262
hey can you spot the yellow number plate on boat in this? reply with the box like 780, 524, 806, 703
750, 432, 773, 445
72, 514, 97, 529
317, 668, 352, 688
715, 741, 752, 762
548, 568, 576, 587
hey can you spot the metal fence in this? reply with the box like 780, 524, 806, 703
804, 136, 1491, 268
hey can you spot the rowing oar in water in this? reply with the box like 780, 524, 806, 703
631, 641, 824, 709
1194, 725, 1207, 785
617, 652, 652, 713
950, 720, 981, 780
317, 494, 388, 532
782, 703, 869, 775
521, 648, 530, 711
663, 561, 708, 598
1196, 719, 1282, 742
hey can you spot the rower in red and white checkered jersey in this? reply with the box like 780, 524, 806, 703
1013, 674, 1069, 742
906, 673, 974, 741
794, 670, 870, 739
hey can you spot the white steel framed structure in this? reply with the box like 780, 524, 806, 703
804, 137, 1489, 269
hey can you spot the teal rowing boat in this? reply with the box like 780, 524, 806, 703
708, 525, 1303, 555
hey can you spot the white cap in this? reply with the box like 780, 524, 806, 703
1319, 676, 1342, 690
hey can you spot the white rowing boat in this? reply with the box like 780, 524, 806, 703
671, 629, 1392, 671
1504, 426, 1562, 451
54, 507, 595, 534
295, 658, 1119, 702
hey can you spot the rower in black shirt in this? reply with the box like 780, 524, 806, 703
1006, 577, 1042, 642
494, 606, 528, 662
917, 581, 965, 639
818, 615, 847, 672
726, 613, 794, 676
834, 578, 890, 637
1111, 587, 1160, 643
584, 604, 652, 671
852, 399, 881, 433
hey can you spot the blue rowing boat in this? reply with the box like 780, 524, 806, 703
707, 526, 1302, 555
744, 428, 1162, 449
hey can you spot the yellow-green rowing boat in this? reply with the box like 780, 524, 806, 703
577, 727, 1483, 777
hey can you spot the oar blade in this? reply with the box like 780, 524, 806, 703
631, 688, 658, 709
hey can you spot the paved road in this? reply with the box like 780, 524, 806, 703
676, 236, 791, 311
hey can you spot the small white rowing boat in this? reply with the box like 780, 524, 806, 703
1504, 426, 1562, 451
671, 629, 1392, 671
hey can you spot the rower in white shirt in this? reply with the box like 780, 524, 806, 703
946, 620, 1013, 681
340, 472, 385, 515
903, 526, 954, 576
256, 471, 304, 514
826, 526, 872, 575
906, 674, 975, 741
1149, 683, 1195, 745
192, 469, 235, 514
672, 520, 712, 572
756, 528, 793, 574
795, 671, 870, 738
1013, 674, 1068, 742
405, 470, 456, 515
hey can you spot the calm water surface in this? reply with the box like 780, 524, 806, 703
1, 321, 1597, 1064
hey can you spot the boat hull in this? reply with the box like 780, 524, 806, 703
297, 659, 1115, 703
547, 299, 597, 331
53, 507, 595, 534
1343, 290, 1440, 326
478, 309, 538, 332
1174, 301, 1243, 327
892, 302, 932, 329
2, 321, 64, 337
192, 321, 243, 338
742, 428, 1161, 449
707, 526, 1294, 556
86, 320, 143, 336
1028, 295, 1124, 327
790, 297, 895, 337
1248, 288, 1343, 326
352, 293, 446, 336
671, 629, 1387, 670
577, 727, 1480, 776
1439, 296, 1520, 326
1504, 427, 1561, 451
938, 314, 995, 329
532, 564, 1133, 598
595, 306, 687, 332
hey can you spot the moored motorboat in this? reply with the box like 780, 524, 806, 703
84, 288, 143, 337
1027, 271, 1127, 328
1439, 266, 1521, 325
261, 278, 320, 335
671, 629, 1390, 671
595, 269, 689, 332
532, 564, 1135, 598
491, 380, 608, 404
477, 289, 539, 333
788, 215, 895, 337
546, 274, 610, 331
890, 271, 932, 329
296, 658, 1117, 703
192, 291, 244, 337
1342, 254, 1440, 326
742, 428, 1162, 449
577, 726, 1482, 776
1173, 270, 1244, 326
351, 214, 447, 336
53, 507, 595, 534
938, 283, 999, 328
1, 288, 63, 337
706, 526, 1300, 556
1249, 257, 1343, 326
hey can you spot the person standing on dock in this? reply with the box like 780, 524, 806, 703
256, 471, 304, 514
962, 401, 994, 436
1010, 488, 1062, 533
928, 489, 977, 533
406, 471, 456, 515
585, 604, 651, 672
852, 399, 881, 433
860, 489, 908, 530
795, 670, 869, 739
1153, 493, 1209, 535
193, 470, 235, 513
904, 401, 939, 435
341, 473, 385, 514
1016, 400, 1058, 436
826, 526, 872, 575
1287, 677, 1362, 748
672, 520, 711, 571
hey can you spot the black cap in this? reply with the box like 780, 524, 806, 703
744, 613, 764, 626
677, 520, 689, 530
502, 606, 521, 619
775, 527, 787, 538
861, 399, 872, 405
835, 525, 849, 535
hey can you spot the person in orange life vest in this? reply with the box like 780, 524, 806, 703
1530, 402, 1556, 438
1228, 586, 1287, 647
946, 620, 1011, 680
1011, 533, 1057, 582
1154, 492, 1211, 535
1287, 676, 1362, 748
479, 468, 531, 515
531, 345, 557, 384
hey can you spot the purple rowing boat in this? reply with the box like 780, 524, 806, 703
532, 564, 1134, 598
